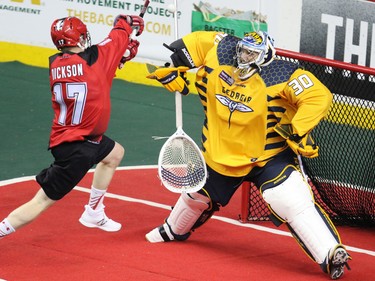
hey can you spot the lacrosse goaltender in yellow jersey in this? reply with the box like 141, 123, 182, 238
146, 31, 351, 280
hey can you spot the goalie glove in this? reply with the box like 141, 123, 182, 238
274, 124, 319, 158
147, 66, 190, 95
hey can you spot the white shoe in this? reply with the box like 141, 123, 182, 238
79, 205, 121, 232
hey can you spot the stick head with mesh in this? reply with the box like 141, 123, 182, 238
158, 130, 207, 193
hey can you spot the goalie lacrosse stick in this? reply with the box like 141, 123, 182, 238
158, 0, 207, 193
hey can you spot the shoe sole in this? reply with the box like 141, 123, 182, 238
330, 248, 348, 280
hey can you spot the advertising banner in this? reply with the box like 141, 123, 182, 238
301, 0, 375, 68
0, 0, 301, 63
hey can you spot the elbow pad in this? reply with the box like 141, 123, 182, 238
164, 39, 196, 68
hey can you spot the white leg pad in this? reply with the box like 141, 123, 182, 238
262, 171, 339, 263
167, 192, 210, 235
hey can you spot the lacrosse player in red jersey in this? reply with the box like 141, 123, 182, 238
146, 31, 351, 279
0, 15, 143, 236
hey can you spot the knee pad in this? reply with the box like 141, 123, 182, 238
167, 192, 210, 236
262, 171, 314, 221
262, 171, 340, 263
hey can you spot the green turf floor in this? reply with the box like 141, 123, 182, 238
0, 61, 203, 180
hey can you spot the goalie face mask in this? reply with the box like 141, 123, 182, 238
234, 31, 275, 80
51, 17, 91, 51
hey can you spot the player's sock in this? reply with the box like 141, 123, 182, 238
88, 186, 106, 210
0, 218, 15, 238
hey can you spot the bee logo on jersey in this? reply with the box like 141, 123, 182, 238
216, 94, 253, 128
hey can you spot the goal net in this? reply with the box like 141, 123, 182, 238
240, 49, 375, 227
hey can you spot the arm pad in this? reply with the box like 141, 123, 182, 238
147, 66, 190, 95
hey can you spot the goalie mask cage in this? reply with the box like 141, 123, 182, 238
240, 49, 375, 227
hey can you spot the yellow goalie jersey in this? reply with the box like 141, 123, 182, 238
180, 31, 332, 177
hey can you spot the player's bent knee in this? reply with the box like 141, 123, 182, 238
103, 142, 124, 167
35, 188, 57, 207
113, 142, 125, 163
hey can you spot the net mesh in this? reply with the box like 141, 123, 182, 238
241, 49, 375, 227
159, 136, 206, 191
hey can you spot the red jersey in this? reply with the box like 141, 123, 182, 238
48, 19, 132, 148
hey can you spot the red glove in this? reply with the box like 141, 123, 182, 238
114, 15, 144, 36
118, 39, 140, 69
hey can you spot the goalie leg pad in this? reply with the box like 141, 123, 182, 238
167, 192, 210, 236
262, 171, 340, 264
145, 192, 210, 243
191, 201, 220, 231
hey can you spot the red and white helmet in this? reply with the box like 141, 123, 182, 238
50, 17, 91, 50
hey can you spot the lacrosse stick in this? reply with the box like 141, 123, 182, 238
158, 0, 207, 193
123, 0, 150, 58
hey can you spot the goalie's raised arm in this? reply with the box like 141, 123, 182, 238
147, 66, 190, 95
